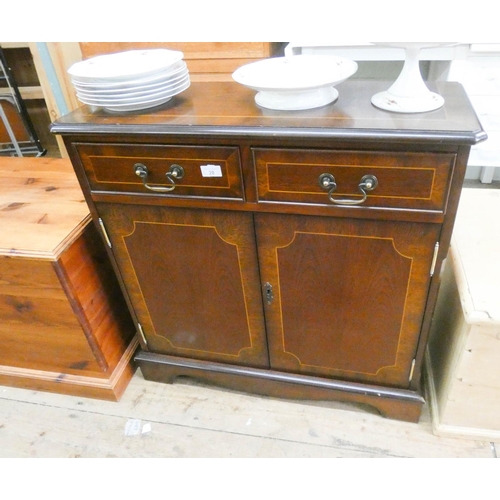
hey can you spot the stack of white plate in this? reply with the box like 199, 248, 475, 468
68, 49, 190, 112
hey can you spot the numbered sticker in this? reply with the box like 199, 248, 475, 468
200, 164, 223, 178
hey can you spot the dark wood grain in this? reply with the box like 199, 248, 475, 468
254, 147, 454, 211
255, 213, 440, 387
51, 81, 486, 145
96, 203, 269, 369
76, 142, 244, 199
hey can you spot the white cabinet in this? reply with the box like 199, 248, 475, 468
426, 188, 500, 440
455, 48, 500, 182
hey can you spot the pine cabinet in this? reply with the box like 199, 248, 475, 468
52, 79, 485, 422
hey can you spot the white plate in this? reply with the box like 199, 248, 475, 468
74, 70, 189, 98
100, 82, 190, 113
72, 61, 187, 89
77, 77, 190, 105
68, 49, 184, 83
78, 79, 191, 111
102, 97, 175, 113
232, 55, 357, 110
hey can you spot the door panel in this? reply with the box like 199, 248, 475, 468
96, 203, 269, 368
255, 213, 440, 388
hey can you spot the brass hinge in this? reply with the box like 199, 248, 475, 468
430, 242, 439, 276
137, 322, 148, 346
98, 217, 112, 248
409, 358, 416, 382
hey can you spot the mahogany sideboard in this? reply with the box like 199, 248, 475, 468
51, 79, 486, 421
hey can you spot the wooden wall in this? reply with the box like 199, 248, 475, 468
23, 42, 283, 158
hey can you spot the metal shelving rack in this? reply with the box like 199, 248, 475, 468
0, 47, 46, 156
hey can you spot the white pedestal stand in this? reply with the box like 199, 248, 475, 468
371, 43, 449, 113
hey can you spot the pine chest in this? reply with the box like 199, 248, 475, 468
0, 157, 138, 400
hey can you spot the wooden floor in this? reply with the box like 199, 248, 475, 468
0, 367, 498, 458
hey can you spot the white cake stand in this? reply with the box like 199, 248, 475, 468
371, 42, 455, 113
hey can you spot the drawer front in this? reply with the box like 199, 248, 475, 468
76, 143, 243, 199
254, 148, 455, 211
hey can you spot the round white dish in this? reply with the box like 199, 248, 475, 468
370, 42, 456, 113
68, 49, 184, 83
232, 55, 357, 110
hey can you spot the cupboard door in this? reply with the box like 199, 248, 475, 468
96, 203, 269, 368
255, 213, 441, 388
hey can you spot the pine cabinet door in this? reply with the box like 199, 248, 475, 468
96, 203, 270, 369
255, 213, 441, 388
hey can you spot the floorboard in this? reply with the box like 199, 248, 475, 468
0, 369, 496, 458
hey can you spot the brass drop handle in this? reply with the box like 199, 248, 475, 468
319, 173, 378, 206
134, 163, 185, 192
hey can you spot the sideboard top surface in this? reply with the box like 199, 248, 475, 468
51, 80, 486, 145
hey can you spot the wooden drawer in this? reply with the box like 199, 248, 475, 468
254, 148, 455, 211
76, 143, 244, 200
